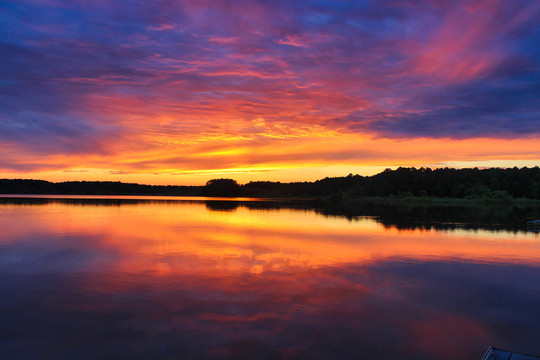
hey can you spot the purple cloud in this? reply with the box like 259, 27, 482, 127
0, 0, 539, 163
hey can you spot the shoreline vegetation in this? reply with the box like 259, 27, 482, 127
2, 167, 539, 231
0, 167, 539, 204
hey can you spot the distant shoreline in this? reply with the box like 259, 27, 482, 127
322, 195, 540, 206
0, 193, 538, 205
1, 166, 539, 201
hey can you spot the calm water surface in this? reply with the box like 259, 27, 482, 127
1, 196, 539, 359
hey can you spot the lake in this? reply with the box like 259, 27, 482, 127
1, 196, 539, 359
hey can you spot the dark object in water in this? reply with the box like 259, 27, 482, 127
482, 347, 540, 360
527, 220, 540, 232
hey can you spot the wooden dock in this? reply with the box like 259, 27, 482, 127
483, 347, 540, 360
527, 220, 540, 232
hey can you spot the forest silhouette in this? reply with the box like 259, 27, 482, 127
1, 167, 539, 200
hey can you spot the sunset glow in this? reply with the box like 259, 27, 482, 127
1, 0, 539, 184
1, 198, 539, 358
2, 199, 538, 270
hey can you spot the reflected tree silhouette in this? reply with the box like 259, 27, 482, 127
205, 201, 240, 212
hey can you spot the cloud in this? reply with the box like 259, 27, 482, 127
334, 70, 540, 138
1, 0, 539, 176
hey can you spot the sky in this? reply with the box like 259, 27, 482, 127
1, 0, 539, 185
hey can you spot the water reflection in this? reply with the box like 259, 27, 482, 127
0, 197, 539, 359
205, 200, 240, 212
1, 195, 539, 232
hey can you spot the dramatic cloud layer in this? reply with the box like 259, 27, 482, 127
1, 0, 539, 182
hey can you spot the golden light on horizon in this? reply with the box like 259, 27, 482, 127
1, 133, 539, 185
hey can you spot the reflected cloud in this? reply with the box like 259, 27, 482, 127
1, 200, 540, 358
1, 250, 539, 359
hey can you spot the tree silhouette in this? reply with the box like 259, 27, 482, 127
1, 167, 539, 199
203, 179, 241, 197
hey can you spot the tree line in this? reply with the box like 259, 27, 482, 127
0, 180, 199, 196
1, 167, 539, 199
205, 167, 540, 199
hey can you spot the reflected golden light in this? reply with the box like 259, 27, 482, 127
1, 200, 539, 277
